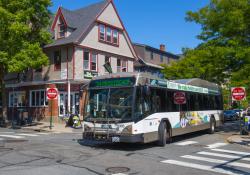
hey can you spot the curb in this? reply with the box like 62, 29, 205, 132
227, 135, 250, 149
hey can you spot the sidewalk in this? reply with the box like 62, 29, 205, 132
20, 122, 83, 133
227, 134, 250, 147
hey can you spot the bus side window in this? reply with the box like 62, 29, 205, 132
135, 87, 151, 119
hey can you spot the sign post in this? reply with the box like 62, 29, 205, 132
47, 88, 58, 130
231, 87, 247, 135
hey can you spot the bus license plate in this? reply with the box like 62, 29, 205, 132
112, 136, 120, 143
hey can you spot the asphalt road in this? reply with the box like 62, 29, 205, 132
0, 121, 249, 175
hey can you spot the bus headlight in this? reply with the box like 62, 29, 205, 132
121, 125, 132, 135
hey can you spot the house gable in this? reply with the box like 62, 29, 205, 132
51, 7, 67, 31
97, 2, 123, 30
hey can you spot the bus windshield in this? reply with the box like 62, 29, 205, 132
85, 87, 133, 121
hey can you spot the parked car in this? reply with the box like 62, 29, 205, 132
224, 110, 238, 121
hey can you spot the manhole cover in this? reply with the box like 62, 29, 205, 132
106, 167, 130, 174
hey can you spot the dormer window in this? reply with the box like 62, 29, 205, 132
99, 24, 105, 41
113, 29, 118, 45
98, 24, 119, 46
58, 17, 66, 38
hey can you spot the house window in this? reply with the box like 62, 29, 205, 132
150, 52, 154, 60
122, 60, 127, 72
54, 50, 61, 71
83, 51, 90, 70
99, 24, 105, 41
117, 59, 121, 72
113, 30, 118, 44
91, 54, 97, 71
58, 17, 66, 38
106, 27, 112, 42
30, 90, 48, 107
160, 55, 163, 62
98, 24, 119, 45
9, 91, 26, 107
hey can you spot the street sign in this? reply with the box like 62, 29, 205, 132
174, 92, 186, 104
231, 87, 246, 101
46, 88, 58, 100
103, 61, 113, 73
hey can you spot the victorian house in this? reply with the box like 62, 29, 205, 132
4, 0, 137, 122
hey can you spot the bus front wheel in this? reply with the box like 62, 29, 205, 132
158, 122, 170, 147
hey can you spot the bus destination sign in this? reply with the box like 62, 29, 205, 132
90, 77, 135, 88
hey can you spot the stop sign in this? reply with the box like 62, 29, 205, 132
174, 92, 186, 104
47, 88, 58, 100
231, 87, 246, 101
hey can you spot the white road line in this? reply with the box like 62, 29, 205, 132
112, 174, 127, 175
206, 142, 228, 149
161, 159, 241, 175
36, 133, 50, 135
0, 135, 24, 139
212, 149, 250, 156
197, 151, 250, 161
182, 155, 250, 169
16, 133, 39, 137
175, 141, 198, 146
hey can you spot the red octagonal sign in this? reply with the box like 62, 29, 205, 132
231, 87, 246, 101
174, 92, 186, 104
47, 88, 58, 100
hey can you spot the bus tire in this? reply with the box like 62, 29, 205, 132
208, 117, 216, 134
158, 122, 167, 147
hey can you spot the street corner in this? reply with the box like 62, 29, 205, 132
227, 134, 250, 148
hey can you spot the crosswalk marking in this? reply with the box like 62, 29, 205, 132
206, 142, 228, 149
161, 160, 240, 175
211, 148, 250, 156
182, 155, 250, 169
175, 141, 198, 146
0, 135, 24, 139
197, 151, 250, 161
16, 133, 39, 137
0, 132, 15, 134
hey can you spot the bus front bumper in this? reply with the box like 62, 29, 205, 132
83, 132, 144, 143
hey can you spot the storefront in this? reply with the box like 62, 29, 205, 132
5, 80, 89, 123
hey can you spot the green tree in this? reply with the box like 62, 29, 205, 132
162, 0, 250, 107
0, 0, 52, 122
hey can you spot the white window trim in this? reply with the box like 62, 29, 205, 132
91, 53, 98, 72
9, 91, 26, 107
122, 60, 127, 72
29, 89, 48, 107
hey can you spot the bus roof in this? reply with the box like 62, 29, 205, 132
90, 72, 221, 94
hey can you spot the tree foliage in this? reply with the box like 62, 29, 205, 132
0, 0, 52, 120
162, 0, 250, 108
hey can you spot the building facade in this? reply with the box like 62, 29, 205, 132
133, 43, 180, 78
4, 0, 137, 122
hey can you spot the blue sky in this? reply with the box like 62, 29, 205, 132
50, 0, 209, 54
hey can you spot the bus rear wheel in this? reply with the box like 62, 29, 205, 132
208, 117, 216, 134
158, 122, 170, 147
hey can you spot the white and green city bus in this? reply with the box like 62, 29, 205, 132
82, 72, 223, 146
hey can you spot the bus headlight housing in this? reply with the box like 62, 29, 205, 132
121, 125, 132, 135
84, 124, 91, 132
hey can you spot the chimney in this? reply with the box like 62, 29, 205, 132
160, 44, 166, 52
